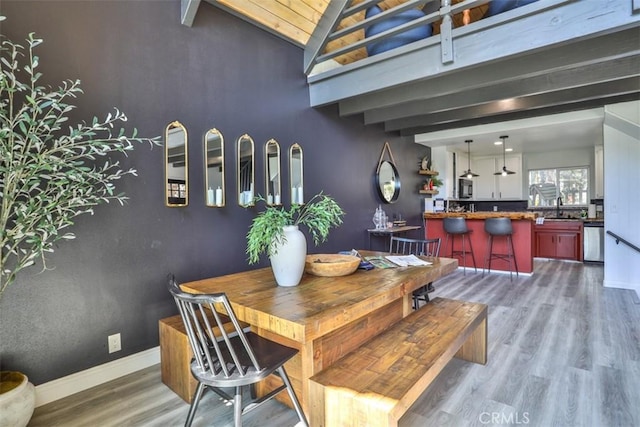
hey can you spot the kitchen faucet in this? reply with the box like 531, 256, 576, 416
556, 196, 563, 217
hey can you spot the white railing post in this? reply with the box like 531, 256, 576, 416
440, 0, 454, 64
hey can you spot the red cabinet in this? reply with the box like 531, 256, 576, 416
534, 221, 582, 261
536, 233, 556, 258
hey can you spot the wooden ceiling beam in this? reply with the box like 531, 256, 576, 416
339, 28, 640, 116
364, 55, 640, 124
401, 93, 639, 136
389, 79, 639, 134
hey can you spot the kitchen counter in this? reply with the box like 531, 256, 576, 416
424, 211, 537, 220
423, 212, 534, 274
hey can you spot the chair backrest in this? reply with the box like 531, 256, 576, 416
389, 236, 441, 257
167, 275, 261, 379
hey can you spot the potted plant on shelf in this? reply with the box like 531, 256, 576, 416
0, 18, 159, 425
421, 176, 443, 191
430, 176, 444, 189
246, 192, 345, 287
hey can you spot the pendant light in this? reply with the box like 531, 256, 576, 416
459, 139, 479, 178
494, 135, 515, 176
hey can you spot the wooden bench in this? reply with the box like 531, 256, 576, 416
308, 297, 487, 427
159, 313, 248, 402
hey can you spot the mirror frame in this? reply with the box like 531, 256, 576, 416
236, 134, 255, 207
289, 143, 304, 205
164, 120, 188, 207
264, 139, 281, 206
204, 128, 225, 208
376, 142, 401, 204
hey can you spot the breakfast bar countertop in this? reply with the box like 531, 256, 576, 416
423, 211, 537, 220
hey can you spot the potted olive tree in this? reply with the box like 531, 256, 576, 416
246, 192, 345, 286
0, 18, 159, 426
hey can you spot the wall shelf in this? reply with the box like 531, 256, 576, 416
419, 189, 439, 195
418, 170, 439, 176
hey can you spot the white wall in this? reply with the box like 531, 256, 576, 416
431, 146, 453, 199
603, 100, 640, 295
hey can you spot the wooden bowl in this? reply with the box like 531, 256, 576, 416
305, 254, 360, 277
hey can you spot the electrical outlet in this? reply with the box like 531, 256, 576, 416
108, 333, 121, 353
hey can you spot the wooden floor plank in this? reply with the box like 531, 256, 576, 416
29, 260, 640, 427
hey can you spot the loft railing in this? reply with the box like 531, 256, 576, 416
607, 230, 640, 255
304, 0, 568, 75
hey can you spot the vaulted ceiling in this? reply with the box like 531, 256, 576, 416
185, 0, 640, 155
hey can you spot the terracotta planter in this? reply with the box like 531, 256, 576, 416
0, 371, 35, 427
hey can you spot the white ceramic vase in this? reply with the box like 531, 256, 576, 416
0, 371, 35, 427
269, 225, 307, 287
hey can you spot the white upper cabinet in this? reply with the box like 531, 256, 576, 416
473, 158, 497, 199
472, 155, 523, 200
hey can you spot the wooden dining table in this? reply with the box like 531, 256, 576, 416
180, 251, 458, 417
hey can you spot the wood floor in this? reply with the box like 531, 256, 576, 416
29, 260, 640, 427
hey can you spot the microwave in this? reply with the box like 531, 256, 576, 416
458, 178, 473, 199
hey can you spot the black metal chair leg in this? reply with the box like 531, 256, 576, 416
510, 235, 519, 278
279, 367, 309, 427
185, 382, 206, 427
233, 386, 242, 427
467, 234, 478, 273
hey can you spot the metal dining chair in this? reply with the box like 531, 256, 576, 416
389, 236, 441, 309
167, 275, 308, 427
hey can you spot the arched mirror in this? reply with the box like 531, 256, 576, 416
265, 139, 281, 206
165, 121, 188, 207
236, 134, 255, 207
376, 142, 400, 204
204, 128, 225, 207
289, 143, 304, 205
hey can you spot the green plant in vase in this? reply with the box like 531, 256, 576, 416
421, 176, 443, 191
246, 192, 345, 287
430, 176, 444, 188
246, 192, 345, 263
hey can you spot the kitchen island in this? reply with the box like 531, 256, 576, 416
424, 212, 536, 274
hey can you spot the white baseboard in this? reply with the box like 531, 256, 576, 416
35, 346, 160, 407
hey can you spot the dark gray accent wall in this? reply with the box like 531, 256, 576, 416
0, 1, 429, 384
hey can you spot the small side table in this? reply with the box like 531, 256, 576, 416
366, 225, 422, 250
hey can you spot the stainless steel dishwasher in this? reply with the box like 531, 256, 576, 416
583, 221, 604, 262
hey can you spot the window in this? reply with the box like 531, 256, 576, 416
528, 167, 589, 207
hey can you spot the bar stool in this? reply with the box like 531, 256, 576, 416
443, 217, 477, 275
483, 218, 519, 281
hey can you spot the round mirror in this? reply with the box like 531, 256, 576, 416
204, 128, 224, 207
376, 160, 400, 203
165, 121, 188, 207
